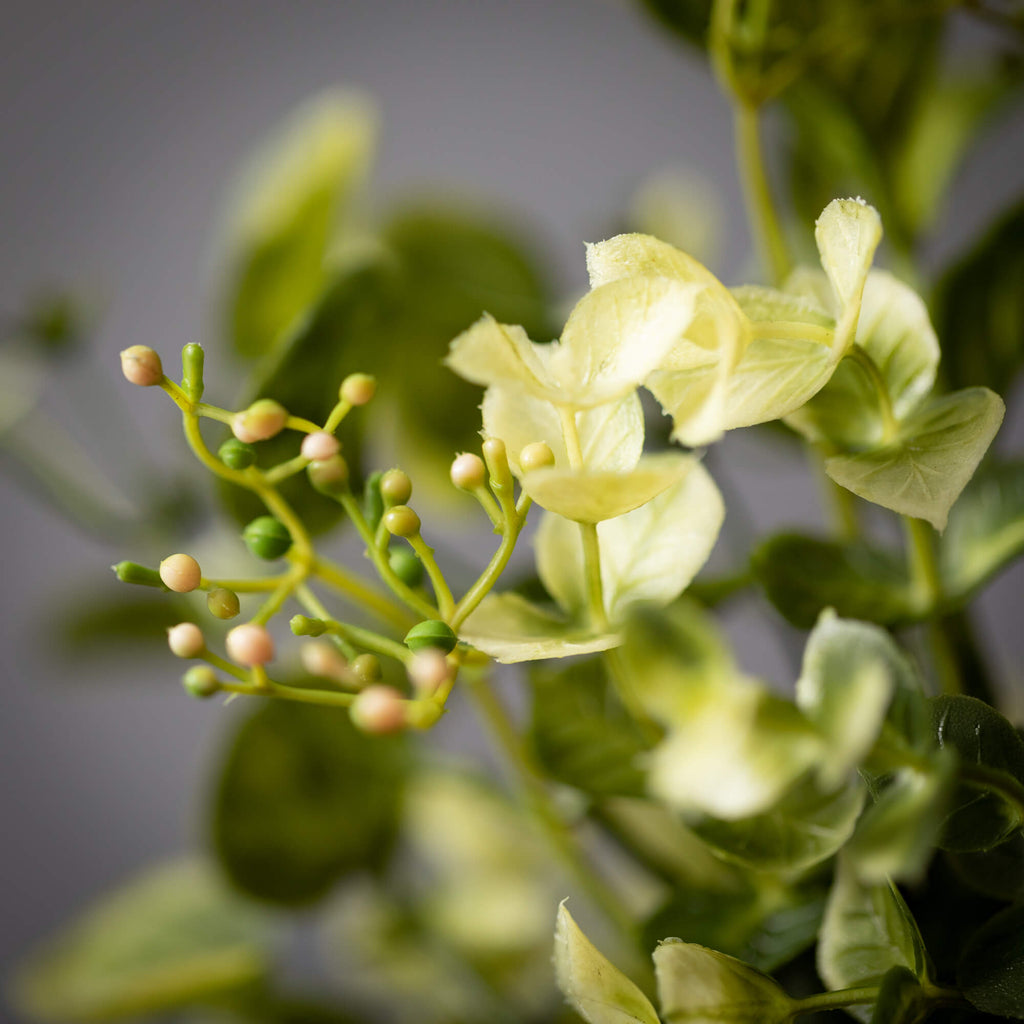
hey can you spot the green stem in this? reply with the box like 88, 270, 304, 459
786, 985, 880, 1018
295, 584, 408, 662
735, 102, 792, 287
408, 533, 456, 621
312, 555, 416, 630
847, 345, 899, 442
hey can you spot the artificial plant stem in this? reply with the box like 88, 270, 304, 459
787, 985, 879, 1018
735, 101, 792, 287
296, 584, 408, 662
465, 672, 644, 966
312, 555, 415, 630
407, 534, 456, 620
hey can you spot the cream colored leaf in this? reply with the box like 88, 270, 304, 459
445, 314, 555, 395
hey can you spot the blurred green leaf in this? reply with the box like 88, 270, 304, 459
212, 701, 406, 906
13, 858, 274, 1023
529, 657, 649, 799
948, 832, 1024, 902
221, 91, 377, 359
941, 461, 1024, 603
635, 0, 713, 47
931, 696, 1024, 853
752, 533, 916, 628
870, 966, 927, 1024
57, 591, 187, 661
958, 903, 1024, 1019
934, 198, 1024, 395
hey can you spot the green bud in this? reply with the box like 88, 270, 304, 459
290, 614, 328, 637
388, 546, 424, 587
218, 437, 256, 470
363, 471, 385, 530
404, 619, 458, 653
182, 666, 220, 699
482, 437, 513, 493
206, 587, 240, 620
340, 372, 376, 406
351, 653, 382, 684
112, 561, 165, 588
308, 453, 350, 495
242, 516, 292, 560
181, 343, 205, 402
380, 468, 412, 506
384, 505, 420, 538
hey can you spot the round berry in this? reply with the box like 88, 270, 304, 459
301, 431, 340, 462
388, 546, 424, 587
308, 454, 350, 495
404, 619, 458, 654
159, 553, 202, 593
340, 373, 376, 406
408, 648, 453, 696
218, 437, 256, 470
351, 653, 382, 684
167, 622, 205, 659
182, 666, 220, 699
300, 641, 348, 681
450, 452, 486, 491
380, 469, 412, 506
206, 587, 240, 620
120, 345, 163, 386
351, 685, 406, 734
383, 505, 420, 538
242, 516, 292, 560
232, 398, 287, 443
225, 623, 275, 666
520, 440, 556, 472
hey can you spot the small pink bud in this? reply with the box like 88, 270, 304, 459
159, 553, 202, 593
301, 431, 340, 462
231, 399, 287, 443
340, 373, 376, 406
167, 622, 205, 659
450, 452, 486, 490
408, 648, 453, 696
300, 640, 348, 681
120, 345, 163, 386
351, 685, 407, 734
225, 623, 275, 666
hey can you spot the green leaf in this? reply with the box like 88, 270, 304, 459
212, 702, 406, 905
12, 859, 274, 1023
787, 270, 939, 448
530, 657, 649, 798
691, 775, 865, 873
818, 858, 930, 1020
931, 695, 1024, 852
457, 592, 618, 664
870, 966, 927, 1024
221, 90, 377, 359
554, 903, 660, 1024
653, 940, 796, 1024
636, 0, 713, 47
948, 833, 1024, 901
958, 904, 1024, 1019
752, 533, 917, 628
824, 386, 1005, 530
934, 198, 1024, 394
941, 461, 1024, 602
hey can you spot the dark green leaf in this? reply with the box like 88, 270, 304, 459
635, 0, 713, 47
212, 701, 406, 905
948, 833, 1024, 902
935, 199, 1024, 395
12, 859, 274, 1023
958, 903, 1024, 1019
941, 461, 1024, 603
752, 533, 916, 628
932, 696, 1024, 852
529, 657, 649, 798
58, 592, 186, 658
870, 966, 928, 1024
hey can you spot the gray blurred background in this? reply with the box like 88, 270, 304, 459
2, 2, 1023, 1019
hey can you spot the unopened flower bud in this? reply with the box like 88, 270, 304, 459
351, 685, 406, 734
520, 441, 556, 472
218, 437, 256, 470
351, 653, 382, 684
182, 666, 220, 699
404, 619, 458, 654
113, 561, 164, 588
242, 516, 292, 560
482, 437, 513, 491
450, 452, 486, 491
408, 648, 453, 696
389, 547, 424, 587
308, 454, 350, 495
340, 373, 376, 406
232, 399, 287, 443
300, 430, 340, 462
181, 343, 205, 403
159, 553, 202, 593
167, 622, 205, 659
290, 614, 328, 637
225, 623, 275, 666
300, 640, 348, 681
206, 587, 240, 620
120, 345, 163, 386
380, 468, 412, 506
384, 505, 420, 538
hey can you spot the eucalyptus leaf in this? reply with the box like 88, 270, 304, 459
221, 91, 377, 359
824, 386, 1005, 530
958, 903, 1024, 1019
752, 533, 917, 628
553, 904, 660, 1024
817, 858, 930, 1022
652, 940, 796, 1024
12, 859, 274, 1023
212, 702, 406, 905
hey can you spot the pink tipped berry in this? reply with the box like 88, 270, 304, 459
301, 431, 340, 462
450, 452, 486, 491
225, 623, 275, 666
231, 399, 287, 443
351, 685, 407, 734
340, 373, 376, 406
408, 648, 453, 696
120, 345, 163, 386
159, 553, 202, 593
300, 641, 349, 682
182, 666, 220, 699
167, 622, 205, 659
